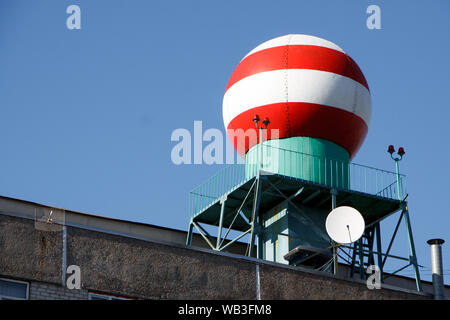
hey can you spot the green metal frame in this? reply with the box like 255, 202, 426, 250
344, 202, 421, 291
186, 147, 422, 292
188, 147, 406, 219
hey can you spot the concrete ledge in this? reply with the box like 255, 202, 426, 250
0, 211, 431, 299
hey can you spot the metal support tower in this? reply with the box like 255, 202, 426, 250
187, 147, 423, 291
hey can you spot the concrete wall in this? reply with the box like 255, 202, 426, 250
0, 195, 249, 256
259, 264, 424, 300
0, 212, 432, 300
67, 226, 257, 299
0, 214, 63, 284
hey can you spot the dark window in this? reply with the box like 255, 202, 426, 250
88, 293, 129, 300
0, 278, 29, 300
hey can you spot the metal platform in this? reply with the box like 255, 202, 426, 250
191, 171, 402, 233
187, 160, 422, 292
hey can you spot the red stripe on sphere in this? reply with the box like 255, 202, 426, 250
226, 45, 369, 92
226, 102, 368, 159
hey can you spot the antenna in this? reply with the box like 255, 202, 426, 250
47, 210, 53, 224
325, 206, 365, 244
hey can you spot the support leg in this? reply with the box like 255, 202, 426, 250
331, 189, 338, 275
403, 205, 422, 292
216, 197, 227, 250
358, 239, 365, 280
256, 212, 263, 259
186, 221, 193, 246
350, 242, 357, 278
375, 222, 384, 282
249, 174, 262, 257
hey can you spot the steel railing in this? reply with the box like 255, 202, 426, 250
189, 146, 406, 218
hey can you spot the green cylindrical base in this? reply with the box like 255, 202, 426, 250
245, 137, 350, 189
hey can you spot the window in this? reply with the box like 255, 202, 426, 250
88, 292, 130, 300
0, 278, 29, 300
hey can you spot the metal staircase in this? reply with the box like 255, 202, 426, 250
350, 226, 376, 279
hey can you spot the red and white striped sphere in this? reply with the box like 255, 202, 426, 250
222, 34, 371, 159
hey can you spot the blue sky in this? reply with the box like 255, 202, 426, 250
1, 0, 449, 283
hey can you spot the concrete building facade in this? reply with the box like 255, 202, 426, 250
0, 195, 447, 300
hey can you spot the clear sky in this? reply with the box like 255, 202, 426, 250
1, 0, 449, 283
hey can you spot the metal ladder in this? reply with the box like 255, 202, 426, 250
350, 226, 376, 279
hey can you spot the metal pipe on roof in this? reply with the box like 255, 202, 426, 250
427, 238, 445, 300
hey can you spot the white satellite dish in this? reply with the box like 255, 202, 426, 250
325, 206, 365, 244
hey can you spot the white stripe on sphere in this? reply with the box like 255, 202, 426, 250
222, 69, 371, 129
242, 34, 346, 61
